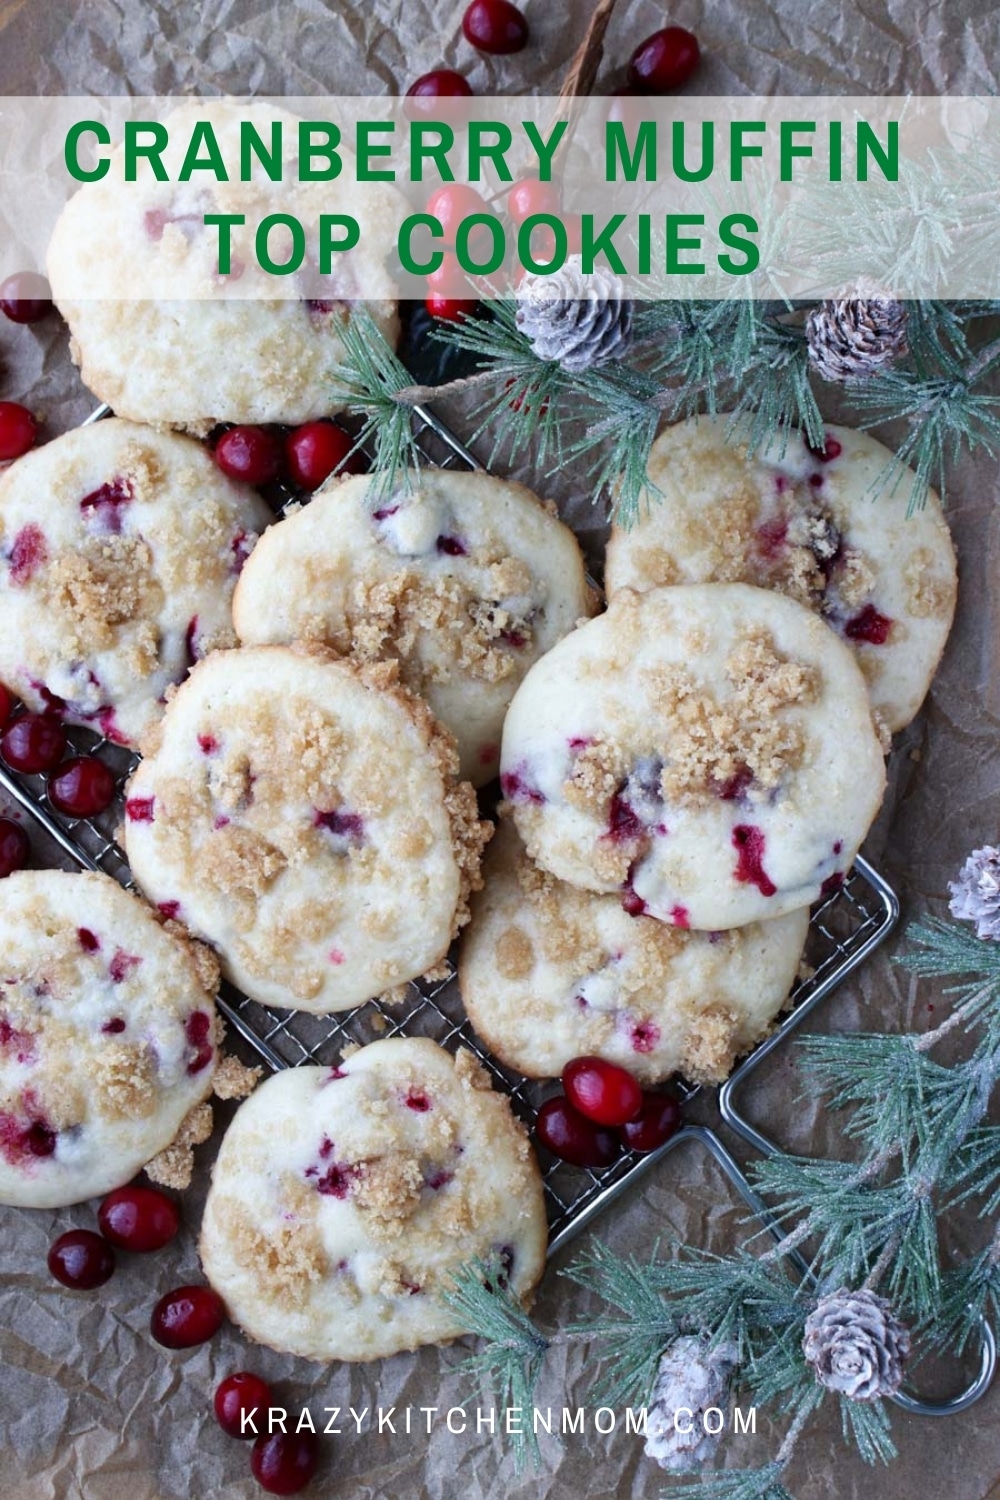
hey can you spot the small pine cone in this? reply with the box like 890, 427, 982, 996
643, 1334, 738, 1471
515, 255, 633, 374
806, 293, 908, 382
949, 845, 1000, 939
802, 1288, 911, 1401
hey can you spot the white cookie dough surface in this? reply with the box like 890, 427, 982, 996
606, 416, 957, 734
500, 583, 886, 929
0, 417, 271, 749
459, 819, 809, 1083
0, 870, 219, 1209
123, 645, 491, 1013
199, 1039, 547, 1361
233, 467, 597, 786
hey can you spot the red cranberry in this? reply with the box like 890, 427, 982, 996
48, 1229, 116, 1290
214, 1371, 274, 1439
426, 183, 492, 244
462, 0, 528, 54
47, 756, 116, 819
0, 272, 53, 324
0, 818, 29, 877
150, 1284, 225, 1348
405, 69, 475, 111
426, 254, 479, 319
507, 177, 561, 224
251, 1431, 319, 1495
535, 1095, 620, 1169
0, 684, 13, 726
563, 1055, 643, 1126
0, 402, 38, 461
620, 1092, 683, 1153
1, 713, 67, 773
285, 421, 358, 490
426, 292, 478, 321
98, 1184, 180, 1252
628, 25, 701, 93
214, 426, 284, 486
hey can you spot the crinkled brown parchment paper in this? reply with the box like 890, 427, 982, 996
3, 2, 1000, 1497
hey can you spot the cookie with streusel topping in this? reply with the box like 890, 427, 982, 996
0, 417, 271, 749
47, 101, 403, 431
459, 818, 809, 1083
606, 416, 958, 734
0, 869, 220, 1209
233, 468, 597, 787
500, 583, 886, 929
199, 1038, 547, 1361
123, 645, 492, 1013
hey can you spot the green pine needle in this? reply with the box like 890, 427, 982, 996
559, 1243, 679, 1405
658, 1463, 793, 1500
328, 306, 425, 502
439, 1257, 550, 1471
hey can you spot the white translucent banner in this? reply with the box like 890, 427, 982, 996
0, 95, 995, 299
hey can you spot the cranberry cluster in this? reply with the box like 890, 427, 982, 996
405, 8, 702, 321
212, 420, 363, 491
536, 1055, 682, 1168
215, 1372, 319, 1495
0, 689, 116, 836
47, 1183, 181, 1290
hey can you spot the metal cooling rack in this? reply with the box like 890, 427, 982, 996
6, 394, 989, 1411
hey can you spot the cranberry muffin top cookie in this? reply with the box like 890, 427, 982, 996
606, 416, 957, 735
233, 467, 597, 786
0, 417, 270, 748
123, 645, 491, 1013
47, 101, 404, 430
459, 818, 809, 1084
0, 870, 220, 1209
500, 583, 886, 930
199, 1039, 547, 1361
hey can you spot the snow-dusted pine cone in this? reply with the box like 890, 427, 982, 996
806, 293, 908, 382
515, 255, 633, 374
643, 1334, 739, 1471
802, 1288, 910, 1401
949, 845, 1000, 940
